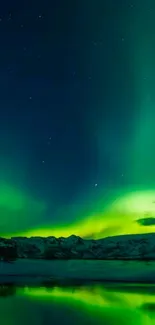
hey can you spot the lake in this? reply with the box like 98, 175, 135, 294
0, 282, 155, 325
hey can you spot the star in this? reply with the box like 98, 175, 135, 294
95, 183, 98, 187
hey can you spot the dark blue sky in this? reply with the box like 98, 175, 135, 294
0, 0, 148, 235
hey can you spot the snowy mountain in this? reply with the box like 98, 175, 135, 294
0, 233, 155, 260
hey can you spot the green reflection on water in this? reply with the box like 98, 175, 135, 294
1, 283, 155, 325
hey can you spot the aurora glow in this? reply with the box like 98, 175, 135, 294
21, 284, 155, 310
0, 183, 46, 236
0, 1, 155, 240
15, 284, 155, 325
2, 184, 155, 239
20, 190, 155, 239
125, 1, 155, 189
2, 283, 155, 324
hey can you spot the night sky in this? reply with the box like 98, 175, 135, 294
1, 0, 155, 238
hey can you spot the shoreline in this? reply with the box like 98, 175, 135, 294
0, 259, 155, 285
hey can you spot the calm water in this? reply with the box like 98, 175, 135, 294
0, 283, 155, 325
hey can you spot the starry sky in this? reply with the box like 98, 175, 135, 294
1, 0, 155, 238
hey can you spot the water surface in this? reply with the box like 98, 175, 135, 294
0, 283, 155, 325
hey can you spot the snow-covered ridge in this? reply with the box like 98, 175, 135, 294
1, 233, 155, 260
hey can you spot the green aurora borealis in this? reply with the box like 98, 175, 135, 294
128, 0, 155, 185
2, 183, 155, 239
1, 2, 155, 240
2, 284, 155, 325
